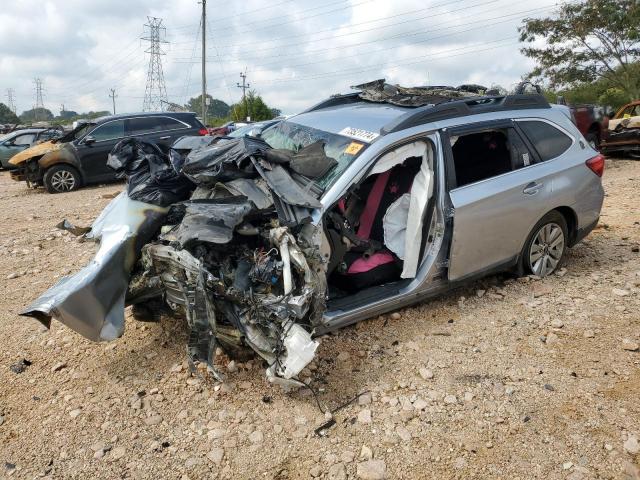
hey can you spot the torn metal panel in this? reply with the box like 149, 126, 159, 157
352, 79, 486, 107
251, 158, 321, 208
161, 198, 255, 247
21, 193, 168, 341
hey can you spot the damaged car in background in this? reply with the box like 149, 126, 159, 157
601, 100, 640, 158
21, 80, 605, 388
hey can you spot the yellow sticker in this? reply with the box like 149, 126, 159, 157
345, 142, 364, 155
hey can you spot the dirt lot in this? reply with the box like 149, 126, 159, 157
0, 159, 638, 480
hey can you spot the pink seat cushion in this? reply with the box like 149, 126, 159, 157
347, 251, 395, 274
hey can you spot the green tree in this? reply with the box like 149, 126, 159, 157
19, 107, 54, 122
184, 95, 230, 120
519, 0, 640, 101
0, 103, 19, 124
230, 91, 275, 122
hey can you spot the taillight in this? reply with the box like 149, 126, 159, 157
198, 128, 208, 136
586, 154, 605, 177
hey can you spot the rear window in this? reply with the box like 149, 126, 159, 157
518, 120, 572, 161
129, 117, 165, 135
161, 117, 188, 130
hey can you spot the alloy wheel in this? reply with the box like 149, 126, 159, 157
50, 170, 76, 192
528, 222, 565, 277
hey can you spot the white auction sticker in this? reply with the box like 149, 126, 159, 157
339, 127, 380, 143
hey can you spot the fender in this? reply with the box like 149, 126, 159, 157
38, 143, 83, 176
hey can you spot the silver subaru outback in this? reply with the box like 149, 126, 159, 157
24, 81, 604, 386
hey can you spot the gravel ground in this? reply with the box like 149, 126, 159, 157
0, 159, 638, 480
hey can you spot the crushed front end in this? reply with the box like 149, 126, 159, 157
23, 135, 331, 386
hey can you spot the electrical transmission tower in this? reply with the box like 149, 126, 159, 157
33, 78, 45, 121
141, 17, 168, 112
6, 89, 16, 114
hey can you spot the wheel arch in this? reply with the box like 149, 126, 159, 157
38, 149, 84, 182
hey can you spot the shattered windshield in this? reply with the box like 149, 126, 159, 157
261, 121, 368, 190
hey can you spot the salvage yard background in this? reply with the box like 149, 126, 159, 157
0, 159, 638, 479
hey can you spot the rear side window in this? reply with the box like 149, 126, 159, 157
518, 120, 572, 161
129, 117, 165, 135
13, 134, 36, 146
160, 117, 188, 130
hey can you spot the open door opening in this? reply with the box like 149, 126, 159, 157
323, 140, 435, 309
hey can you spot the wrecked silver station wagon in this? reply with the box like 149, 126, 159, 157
22, 81, 605, 386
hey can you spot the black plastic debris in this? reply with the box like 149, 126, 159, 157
289, 141, 337, 178
108, 138, 193, 207
9, 358, 32, 374
181, 136, 271, 184
56, 219, 91, 237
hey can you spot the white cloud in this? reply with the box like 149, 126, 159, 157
0, 0, 554, 117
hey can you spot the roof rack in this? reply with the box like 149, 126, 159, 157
302, 92, 363, 113
381, 94, 550, 134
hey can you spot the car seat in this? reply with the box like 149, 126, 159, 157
331, 160, 420, 292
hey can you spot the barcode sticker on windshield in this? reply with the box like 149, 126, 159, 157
344, 141, 364, 155
339, 127, 379, 143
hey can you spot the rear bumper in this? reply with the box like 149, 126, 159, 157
571, 217, 598, 247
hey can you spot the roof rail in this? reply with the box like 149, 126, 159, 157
302, 92, 362, 113
381, 94, 550, 134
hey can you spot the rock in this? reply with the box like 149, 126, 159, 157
396, 426, 411, 442
624, 435, 639, 455
207, 448, 224, 466
584, 330, 595, 338
357, 409, 372, 424
184, 457, 201, 468
562, 461, 573, 470
309, 465, 322, 477
546, 332, 559, 344
544, 384, 555, 392
357, 459, 386, 480
208, 428, 226, 440
0, 416, 4, 427
90, 441, 106, 452
550, 319, 564, 328
413, 398, 428, 410
69, 409, 82, 418
612, 288, 630, 297
419, 368, 434, 380
51, 362, 67, 372
463, 392, 474, 402
390, 312, 401, 320
476, 289, 486, 298
444, 394, 457, 405
453, 457, 468, 469
110, 447, 126, 460
358, 392, 372, 406
144, 415, 163, 426
248, 430, 263, 444
6, 272, 20, 279
328, 462, 347, 480
622, 339, 639, 352
226, 361, 238, 373
341, 451, 355, 463
533, 284, 552, 297
360, 445, 373, 461
273, 424, 283, 434
94, 449, 105, 459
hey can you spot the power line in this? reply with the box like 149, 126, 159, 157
141, 16, 169, 111
201, 0, 207, 125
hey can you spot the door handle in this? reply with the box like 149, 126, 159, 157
523, 182, 543, 195
159, 136, 171, 140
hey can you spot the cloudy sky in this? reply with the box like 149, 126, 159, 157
0, 0, 559, 117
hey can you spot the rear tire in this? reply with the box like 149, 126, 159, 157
519, 211, 568, 277
43, 165, 81, 193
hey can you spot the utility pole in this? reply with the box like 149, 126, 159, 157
237, 70, 250, 121
6, 89, 16, 115
33, 78, 44, 122
200, 0, 207, 126
60, 104, 65, 117
109, 88, 117, 114
141, 17, 168, 111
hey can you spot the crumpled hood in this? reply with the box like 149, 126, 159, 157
9, 140, 62, 166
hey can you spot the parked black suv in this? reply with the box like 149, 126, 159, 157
9, 112, 206, 193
